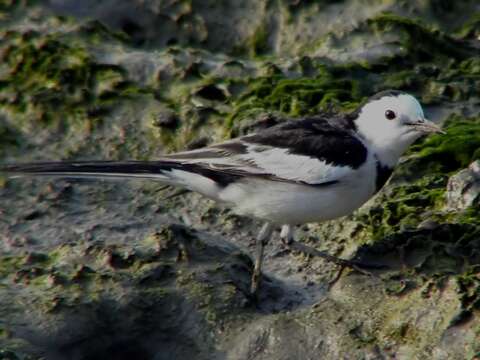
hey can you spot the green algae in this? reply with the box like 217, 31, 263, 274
0, 255, 23, 279
356, 174, 448, 242
32, 7, 470, 155
0, 2, 479, 358
228, 70, 362, 129
368, 12, 473, 62
346, 13, 480, 103
406, 115, 480, 177
0, 30, 149, 134
223, 13, 478, 132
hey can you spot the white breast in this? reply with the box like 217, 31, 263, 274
218, 152, 378, 225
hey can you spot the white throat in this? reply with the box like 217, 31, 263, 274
362, 131, 418, 168
354, 94, 425, 167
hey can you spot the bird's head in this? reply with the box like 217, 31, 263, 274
353, 90, 445, 166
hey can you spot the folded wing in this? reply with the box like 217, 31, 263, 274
0, 117, 368, 188
164, 116, 368, 186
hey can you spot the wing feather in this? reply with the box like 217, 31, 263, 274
163, 117, 367, 186
0, 117, 366, 188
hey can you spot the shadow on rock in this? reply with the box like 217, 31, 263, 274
0, 224, 290, 360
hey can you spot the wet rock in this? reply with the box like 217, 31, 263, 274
0, 225, 257, 359
1, 1, 480, 360
225, 273, 477, 360
446, 160, 480, 210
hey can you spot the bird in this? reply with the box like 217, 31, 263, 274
0, 90, 445, 296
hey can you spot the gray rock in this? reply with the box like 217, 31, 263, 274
1, 1, 480, 359
446, 160, 480, 210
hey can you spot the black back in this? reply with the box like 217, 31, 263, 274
244, 115, 368, 169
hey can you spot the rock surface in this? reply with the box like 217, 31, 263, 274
0, 1, 480, 359
447, 160, 480, 211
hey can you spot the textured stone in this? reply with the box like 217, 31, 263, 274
446, 160, 480, 210
1, 1, 480, 359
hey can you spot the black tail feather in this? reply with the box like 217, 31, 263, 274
0, 160, 242, 186
0, 160, 174, 179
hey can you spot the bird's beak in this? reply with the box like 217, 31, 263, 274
409, 118, 446, 134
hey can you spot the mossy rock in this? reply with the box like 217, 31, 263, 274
0, 30, 146, 129
0, 224, 257, 358
404, 115, 480, 177
1, 2, 480, 359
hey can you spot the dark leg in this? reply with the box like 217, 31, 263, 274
250, 222, 274, 296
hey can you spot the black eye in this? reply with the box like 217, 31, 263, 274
385, 110, 396, 120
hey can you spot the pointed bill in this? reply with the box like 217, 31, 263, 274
412, 119, 446, 134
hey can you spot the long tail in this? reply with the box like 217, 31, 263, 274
0, 160, 178, 180
0, 160, 233, 199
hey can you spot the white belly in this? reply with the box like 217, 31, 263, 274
218, 157, 377, 225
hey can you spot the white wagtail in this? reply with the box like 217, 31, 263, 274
0, 90, 445, 295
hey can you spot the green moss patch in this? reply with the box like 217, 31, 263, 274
224, 13, 479, 133
229, 69, 362, 128
368, 13, 473, 63
403, 115, 480, 178
358, 13, 479, 103
0, 30, 147, 129
357, 175, 448, 241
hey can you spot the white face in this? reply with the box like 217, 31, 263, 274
355, 93, 443, 166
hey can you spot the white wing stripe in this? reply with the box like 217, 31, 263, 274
164, 141, 354, 185
242, 145, 352, 184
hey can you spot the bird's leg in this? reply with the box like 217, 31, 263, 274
250, 222, 274, 296
280, 224, 294, 245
